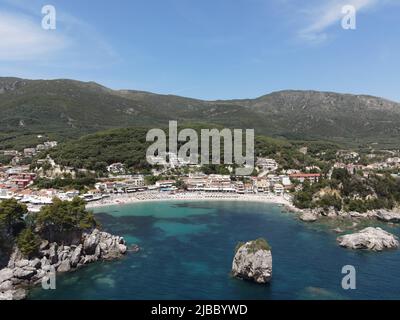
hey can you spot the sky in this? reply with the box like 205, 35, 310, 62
0, 0, 399, 101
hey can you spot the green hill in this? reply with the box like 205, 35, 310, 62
1, 77, 399, 149
42, 125, 336, 173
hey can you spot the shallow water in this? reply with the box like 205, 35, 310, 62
29, 201, 400, 300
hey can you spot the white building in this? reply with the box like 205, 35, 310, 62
256, 158, 278, 171
107, 163, 126, 174
273, 184, 284, 196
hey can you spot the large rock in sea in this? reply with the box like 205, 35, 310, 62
337, 227, 399, 251
232, 239, 272, 284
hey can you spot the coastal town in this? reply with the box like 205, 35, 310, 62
1, 140, 400, 215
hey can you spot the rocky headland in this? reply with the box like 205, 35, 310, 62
292, 206, 400, 224
0, 229, 127, 300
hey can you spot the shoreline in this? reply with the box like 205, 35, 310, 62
86, 191, 292, 209
85, 191, 400, 227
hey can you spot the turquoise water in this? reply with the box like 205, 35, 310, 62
29, 201, 400, 300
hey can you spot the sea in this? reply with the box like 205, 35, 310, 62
29, 200, 400, 300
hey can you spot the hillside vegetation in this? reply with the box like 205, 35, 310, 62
37, 125, 337, 174
1, 77, 400, 149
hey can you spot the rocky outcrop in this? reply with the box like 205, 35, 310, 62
0, 229, 127, 300
337, 227, 399, 251
232, 240, 272, 284
294, 207, 387, 221
376, 210, 400, 223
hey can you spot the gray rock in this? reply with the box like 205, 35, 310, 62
48, 243, 58, 264
29, 258, 42, 269
232, 240, 272, 284
13, 267, 36, 280
0, 288, 27, 301
58, 250, 71, 262
70, 245, 82, 267
7, 248, 24, 268
376, 210, 400, 223
95, 244, 101, 258
82, 255, 98, 265
15, 259, 30, 268
57, 259, 71, 273
41, 256, 50, 268
83, 229, 100, 254
337, 227, 399, 251
31, 269, 46, 283
0, 280, 13, 291
0, 268, 14, 283
118, 244, 127, 254
299, 211, 318, 222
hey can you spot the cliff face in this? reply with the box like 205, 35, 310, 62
232, 240, 272, 284
0, 229, 127, 300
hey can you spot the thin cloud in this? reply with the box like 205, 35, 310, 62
0, 11, 68, 60
0, 0, 119, 68
298, 0, 378, 43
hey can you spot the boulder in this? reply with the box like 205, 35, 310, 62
0, 288, 27, 301
82, 255, 98, 265
57, 259, 71, 273
15, 260, 30, 268
0, 280, 13, 291
118, 244, 127, 254
7, 248, 24, 268
70, 245, 82, 267
83, 229, 100, 254
48, 243, 58, 264
0, 268, 13, 283
232, 239, 272, 284
299, 211, 318, 222
13, 267, 36, 280
41, 257, 50, 268
29, 258, 42, 269
337, 227, 399, 251
94, 244, 101, 258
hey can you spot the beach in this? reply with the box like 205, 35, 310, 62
85, 191, 292, 209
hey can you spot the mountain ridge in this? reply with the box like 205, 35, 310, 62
0, 77, 399, 149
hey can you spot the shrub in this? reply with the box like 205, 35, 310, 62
235, 238, 271, 254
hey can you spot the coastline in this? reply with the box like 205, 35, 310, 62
86, 191, 400, 229
86, 191, 292, 209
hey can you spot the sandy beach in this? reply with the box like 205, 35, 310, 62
86, 191, 293, 209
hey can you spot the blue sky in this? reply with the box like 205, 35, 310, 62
0, 0, 399, 101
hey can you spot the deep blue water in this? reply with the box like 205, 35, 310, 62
29, 201, 400, 300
